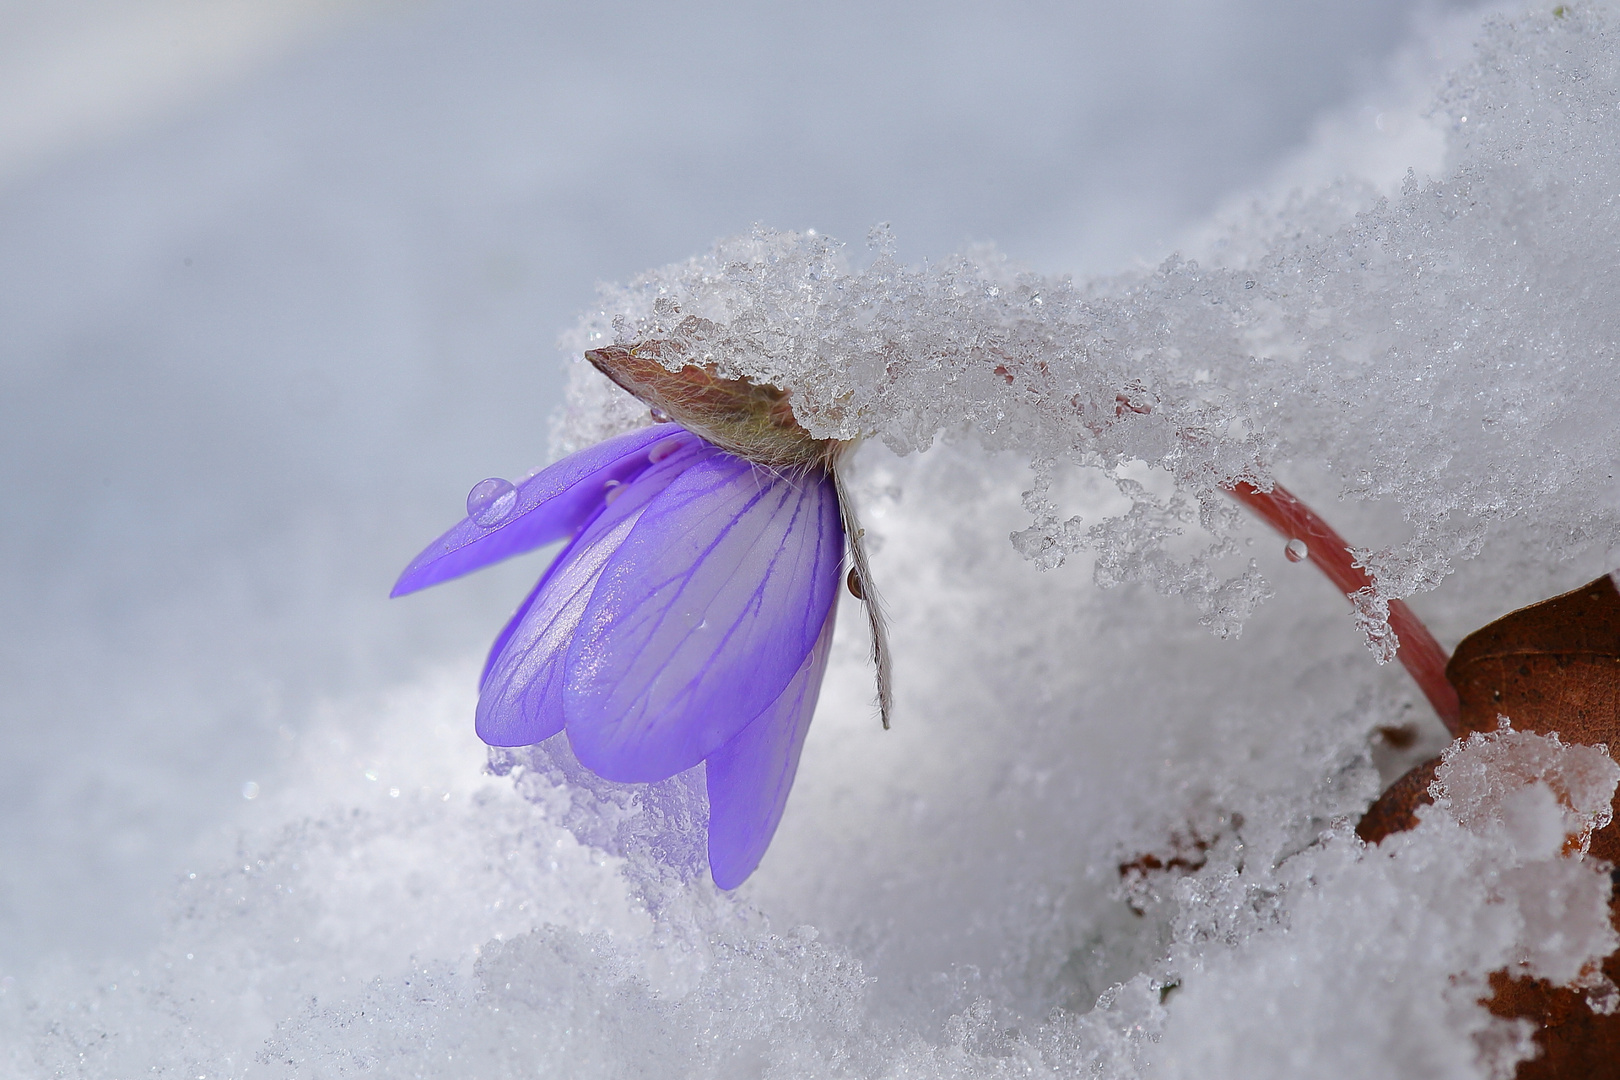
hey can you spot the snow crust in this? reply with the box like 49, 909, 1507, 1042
565, 4, 1620, 653
8, 6, 1620, 1080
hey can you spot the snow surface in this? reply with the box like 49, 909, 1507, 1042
7, 2, 1620, 1078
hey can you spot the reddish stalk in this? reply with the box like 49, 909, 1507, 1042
1226, 480, 1463, 735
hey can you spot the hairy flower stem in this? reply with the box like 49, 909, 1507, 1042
1226, 480, 1463, 735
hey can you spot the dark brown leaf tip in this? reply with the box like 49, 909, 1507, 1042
1356, 755, 1442, 845
1448, 574, 1620, 747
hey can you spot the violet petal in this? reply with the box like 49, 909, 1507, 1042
391, 424, 685, 597
479, 551, 562, 690
475, 440, 704, 747
564, 456, 842, 782
705, 600, 837, 890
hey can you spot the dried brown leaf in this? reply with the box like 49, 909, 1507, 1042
1357, 574, 1620, 1078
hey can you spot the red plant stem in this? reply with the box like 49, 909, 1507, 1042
1226, 480, 1463, 735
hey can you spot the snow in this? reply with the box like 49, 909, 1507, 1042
574, 4, 1620, 653
6, 2, 1620, 1078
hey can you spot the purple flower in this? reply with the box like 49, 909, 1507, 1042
393, 341, 889, 888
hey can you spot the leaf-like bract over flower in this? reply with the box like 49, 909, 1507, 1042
393, 355, 879, 888
587, 339, 837, 469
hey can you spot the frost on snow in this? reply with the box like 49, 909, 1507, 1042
10, 7, 1620, 1080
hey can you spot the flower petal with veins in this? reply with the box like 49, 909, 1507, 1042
705, 601, 837, 889
393, 404, 863, 890
475, 439, 709, 746
564, 456, 842, 783
391, 424, 677, 596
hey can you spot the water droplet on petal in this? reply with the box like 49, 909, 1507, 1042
1285, 538, 1309, 562
649, 407, 672, 423
467, 478, 518, 527
602, 479, 625, 504
648, 436, 683, 463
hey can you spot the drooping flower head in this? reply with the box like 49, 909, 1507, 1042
393, 338, 888, 888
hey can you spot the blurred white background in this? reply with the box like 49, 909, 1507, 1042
0, 0, 1474, 979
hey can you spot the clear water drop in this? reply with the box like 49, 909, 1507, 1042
467, 477, 518, 527
1285, 538, 1309, 563
649, 407, 672, 423
602, 479, 625, 504
648, 436, 683, 464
